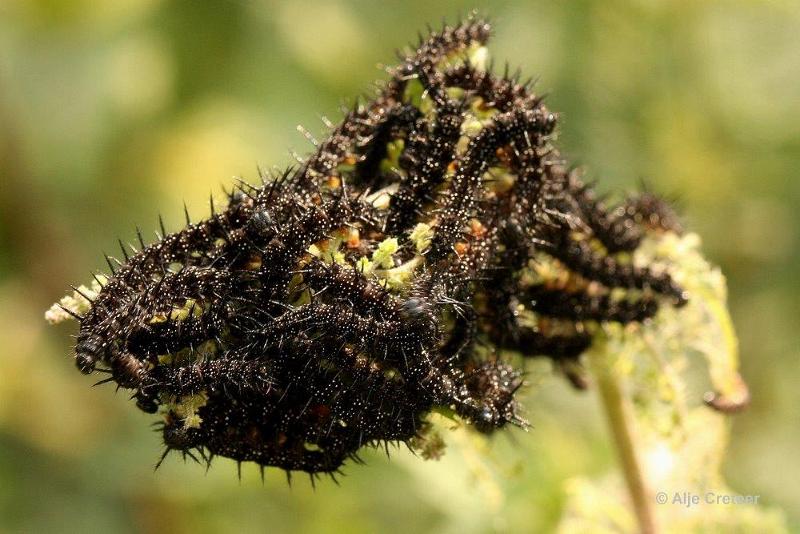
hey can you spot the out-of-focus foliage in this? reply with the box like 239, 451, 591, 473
0, 1, 798, 532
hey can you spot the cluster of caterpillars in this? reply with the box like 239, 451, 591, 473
61, 18, 686, 478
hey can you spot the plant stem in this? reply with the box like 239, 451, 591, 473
592, 355, 658, 534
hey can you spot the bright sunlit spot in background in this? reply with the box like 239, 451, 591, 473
646, 442, 676, 485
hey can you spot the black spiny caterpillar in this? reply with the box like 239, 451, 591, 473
50, 18, 687, 478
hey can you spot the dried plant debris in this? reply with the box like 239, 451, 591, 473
50, 17, 691, 478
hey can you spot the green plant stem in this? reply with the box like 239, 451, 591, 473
592, 356, 658, 534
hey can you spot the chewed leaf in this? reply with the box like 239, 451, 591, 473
45, 276, 107, 324
634, 232, 749, 412
558, 232, 784, 533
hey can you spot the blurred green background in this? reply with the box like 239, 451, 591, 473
1, 0, 798, 532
